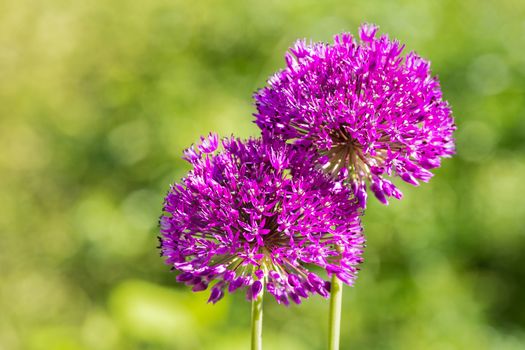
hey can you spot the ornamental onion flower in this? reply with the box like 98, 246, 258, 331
159, 134, 364, 305
254, 24, 456, 207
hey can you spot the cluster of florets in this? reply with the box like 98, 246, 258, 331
159, 135, 364, 305
159, 23, 455, 305
254, 24, 455, 207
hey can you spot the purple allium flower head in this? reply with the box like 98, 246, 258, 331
159, 133, 364, 305
254, 24, 456, 207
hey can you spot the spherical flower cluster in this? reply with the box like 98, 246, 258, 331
254, 24, 456, 207
159, 134, 364, 305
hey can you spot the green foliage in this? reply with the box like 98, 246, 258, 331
1, 0, 524, 349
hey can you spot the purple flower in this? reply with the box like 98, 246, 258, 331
254, 24, 456, 207
159, 134, 364, 305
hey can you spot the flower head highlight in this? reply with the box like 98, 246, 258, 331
159, 134, 364, 305
254, 24, 456, 207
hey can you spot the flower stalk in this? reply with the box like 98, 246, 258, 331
328, 274, 343, 350
251, 281, 264, 350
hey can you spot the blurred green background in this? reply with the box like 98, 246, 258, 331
1, 0, 524, 349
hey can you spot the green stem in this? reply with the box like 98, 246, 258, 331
328, 273, 343, 350
251, 282, 264, 350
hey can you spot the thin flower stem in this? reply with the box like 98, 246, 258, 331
328, 273, 343, 350
251, 282, 264, 350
